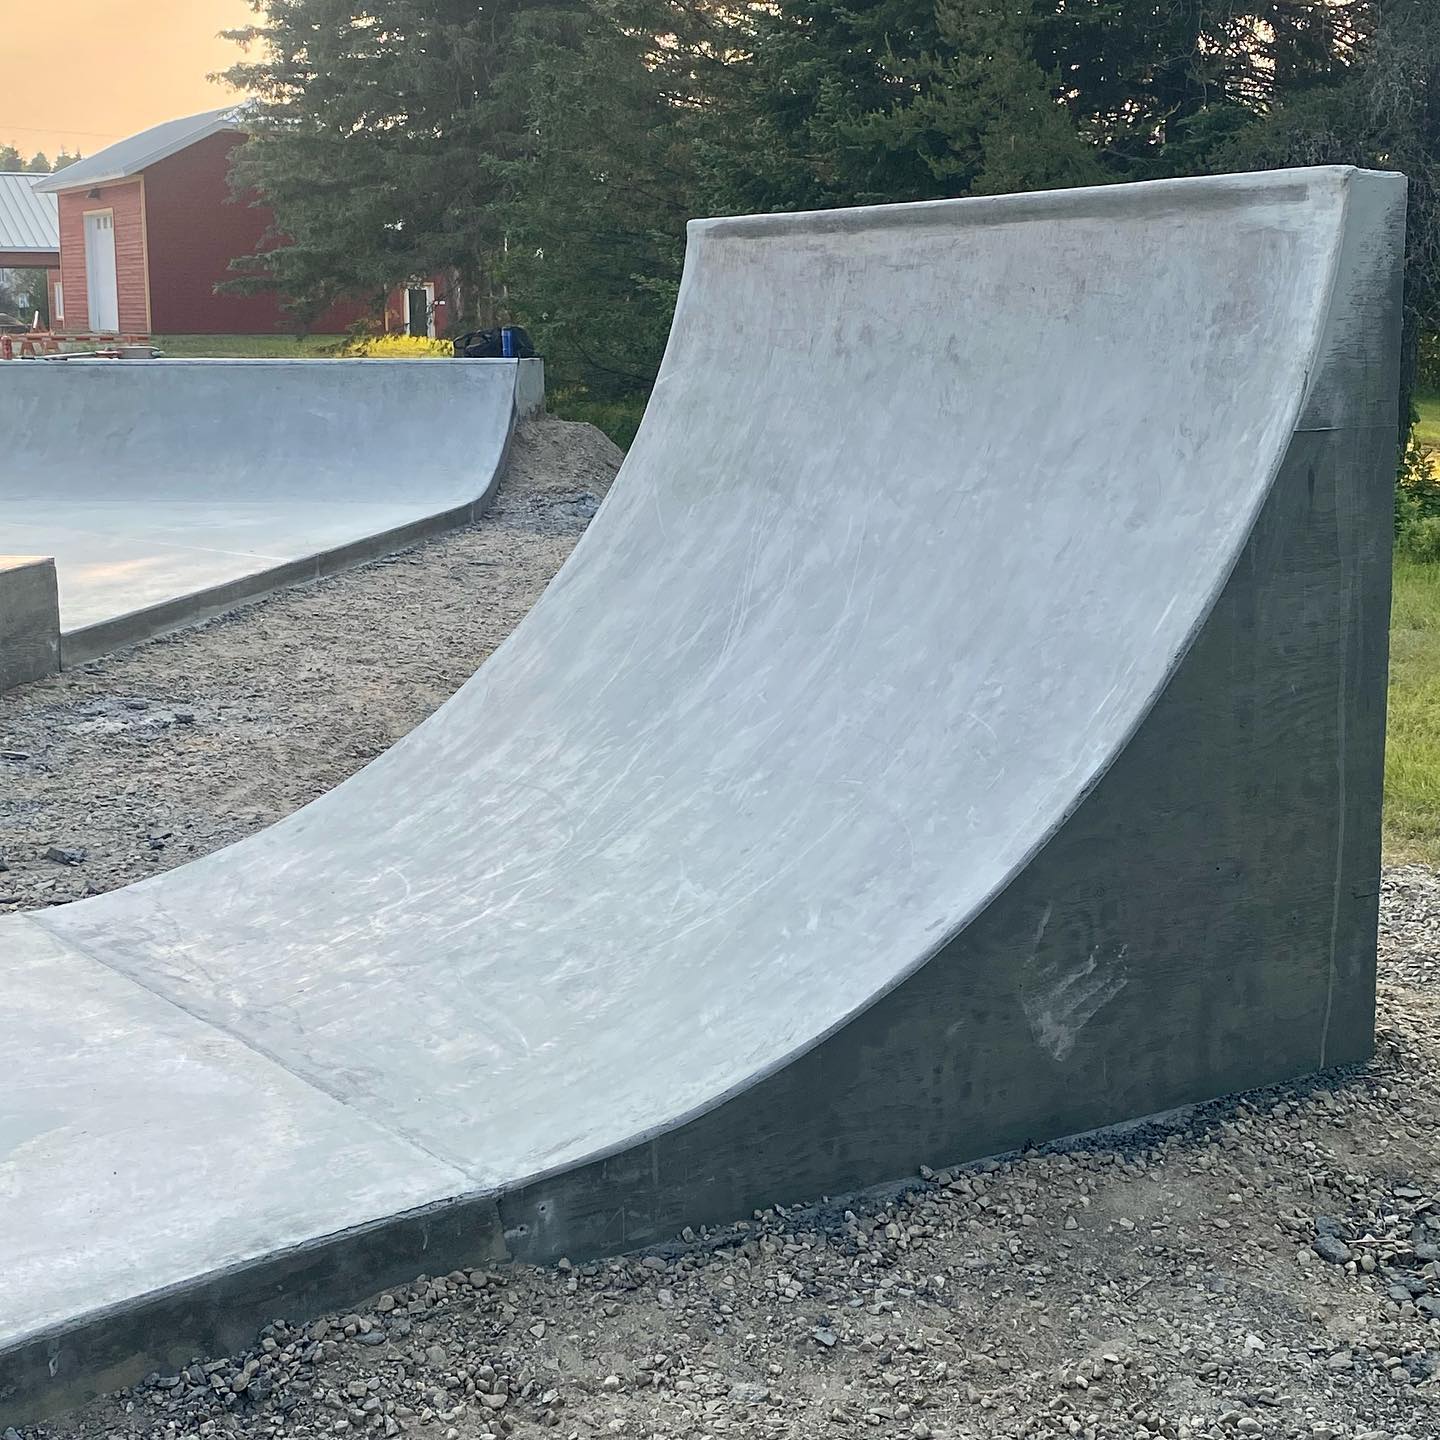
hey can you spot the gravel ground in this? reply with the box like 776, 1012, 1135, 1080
0, 417, 622, 911
5, 420, 1440, 1440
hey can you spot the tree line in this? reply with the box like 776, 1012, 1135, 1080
0, 146, 82, 173
223, 0, 1437, 423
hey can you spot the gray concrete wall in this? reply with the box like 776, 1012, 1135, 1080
0, 556, 60, 693
0, 358, 529, 504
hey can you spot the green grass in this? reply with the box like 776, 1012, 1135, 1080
151, 334, 347, 359
1387, 557, 1440, 862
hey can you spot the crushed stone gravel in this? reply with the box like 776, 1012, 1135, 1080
4, 420, 1439, 1440
0, 417, 622, 912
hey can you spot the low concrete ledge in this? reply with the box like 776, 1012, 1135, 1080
0, 557, 60, 693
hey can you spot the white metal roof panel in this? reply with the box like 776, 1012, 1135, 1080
33, 109, 244, 194
0, 173, 59, 254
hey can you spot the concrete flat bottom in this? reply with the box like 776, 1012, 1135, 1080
0, 917, 467, 1349
4, 499, 467, 635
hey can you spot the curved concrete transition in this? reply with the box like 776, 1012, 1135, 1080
0, 357, 539, 665
0, 167, 1405, 1418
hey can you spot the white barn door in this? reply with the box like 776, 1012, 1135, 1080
84, 211, 119, 333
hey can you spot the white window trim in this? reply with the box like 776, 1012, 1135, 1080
82, 207, 119, 333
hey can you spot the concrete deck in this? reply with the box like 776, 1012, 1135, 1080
0, 169, 1404, 1419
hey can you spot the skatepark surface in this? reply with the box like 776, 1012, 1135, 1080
0, 167, 1404, 1418
0, 359, 530, 661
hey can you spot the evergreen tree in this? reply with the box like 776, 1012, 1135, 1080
909, 0, 1104, 196
222, 0, 567, 326
0, 147, 82, 173
501, 0, 703, 394
696, 0, 952, 213
1216, 0, 1438, 441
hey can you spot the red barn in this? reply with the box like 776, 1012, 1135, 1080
34, 109, 453, 338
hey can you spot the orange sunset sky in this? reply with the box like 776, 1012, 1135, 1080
0, 1, 258, 160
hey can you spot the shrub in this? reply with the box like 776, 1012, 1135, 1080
1398, 514, 1440, 564
1421, 334, 1440, 391
343, 334, 454, 358
1397, 395, 1440, 559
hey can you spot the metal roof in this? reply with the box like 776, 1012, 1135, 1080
0, 173, 59, 255
33, 108, 245, 194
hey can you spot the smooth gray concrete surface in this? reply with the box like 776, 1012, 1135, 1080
515, 357, 546, 418
0, 359, 527, 657
0, 918, 466, 1346
0, 555, 59, 691
0, 167, 1403, 1419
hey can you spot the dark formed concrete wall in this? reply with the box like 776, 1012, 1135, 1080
495, 174, 1406, 1262
0, 557, 60, 693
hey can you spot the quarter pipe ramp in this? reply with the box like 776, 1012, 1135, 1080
0, 357, 537, 664
0, 166, 1405, 1418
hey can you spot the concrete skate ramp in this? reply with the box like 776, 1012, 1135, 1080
0, 358, 531, 662
0, 167, 1404, 1418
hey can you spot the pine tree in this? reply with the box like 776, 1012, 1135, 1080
1217, 0, 1438, 433
501, 0, 702, 394
909, 0, 1103, 196
697, 0, 953, 213
222, 0, 569, 326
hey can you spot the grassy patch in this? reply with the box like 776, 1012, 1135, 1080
1387, 557, 1440, 862
151, 334, 346, 358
